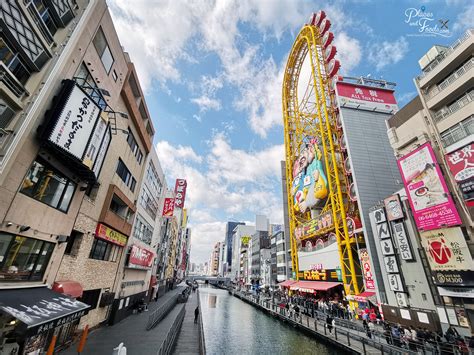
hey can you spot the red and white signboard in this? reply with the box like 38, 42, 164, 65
336, 82, 398, 112
420, 228, 474, 271
128, 244, 155, 269
359, 248, 376, 290
162, 198, 175, 217
446, 143, 474, 207
174, 179, 187, 208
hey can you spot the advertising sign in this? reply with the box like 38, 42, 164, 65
83, 111, 108, 169
383, 256, 399, 273
92, 123, 111, 178
174, 179, 187, 208
302, 268, 342, 282
49, 82, 101, 160
446, 143, 474, 207
298, 237, 339, 272
388, 274, 404, 292
241, 235, 251, 247
432, 270, 474, 287
380, 238, 395, 255
420, 227, 474, 271
162, 198, 175, 217
295, 211, 333, 239
397, 143, 462, 231
376, 222, 391, 240
128, 244, 155, 269
393, 222, 414, 261
336, 82, 398, 112
384, 194, 404, 221
359, 249, 375, 290
95, 223, 127, 246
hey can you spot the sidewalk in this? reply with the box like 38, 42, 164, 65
172, 289, 201, 355
60, 286, 184, 354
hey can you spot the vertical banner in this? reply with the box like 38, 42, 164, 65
445, 143, 474, 208
174, 179, 187, 208
162, 198, 175, 217
397, 142, 461, 231
359, 249, 375, 290
384, 194, 404, 221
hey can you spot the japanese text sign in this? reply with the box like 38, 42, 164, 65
95, 223, 127, 246
446, 143, 474, 207
393, 222, 414, 261
397, 143, 461, 231
174, 179, 187, 208
162, 198, 175, 217
336, 82, 398, 112
128, 245, 154, 269
359, 249, 375, 290
384, 194, 404, 221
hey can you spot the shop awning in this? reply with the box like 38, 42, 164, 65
52, 280, 83, 298
290, 281, 342, 293
278, 280, 297, 288
353, 291, 377, 303
0, 286, 90, 336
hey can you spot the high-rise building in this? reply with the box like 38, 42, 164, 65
231, 224, 255, 281
224, 221, 245, 271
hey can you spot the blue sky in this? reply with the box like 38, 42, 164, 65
108, 0, 473, 264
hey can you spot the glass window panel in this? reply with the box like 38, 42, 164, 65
0, 233, 14, 264
93, 28, 107, 56
59, 182, 76, 212
101, 46, 114, 74
31, 243, 54, 280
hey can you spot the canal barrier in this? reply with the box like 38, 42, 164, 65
231, 290, 420, 355
197, 289, 207, 355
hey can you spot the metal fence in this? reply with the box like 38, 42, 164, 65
146, 293, 180, 330
157, 305, 185, 355
197, 289, 206, 355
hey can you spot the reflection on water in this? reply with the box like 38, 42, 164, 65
199, 285, 340, 355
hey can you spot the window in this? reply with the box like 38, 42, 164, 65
0, 98, 16, 129
133, 214, 153, 245
64, 230, 82, 256
93, 27, 114, 74
146, 162, 162, 195
112, 69, 118, 82
0, 233, 54, 281
89, 238, 119, 262
20, 158, 76, 213
75, 64, 107, 110
126, 129, 143, 164
0, 38, 30, 84
440, 115, 474, 147
116, 159, 136, 192
140, 186, 158, 220
78, 289, 101, 310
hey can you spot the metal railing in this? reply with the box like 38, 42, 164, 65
146, 293, 180, 330
417, 29, 474, 81
157, 305, 185, 355
434, 90, 474, 123
234, 292, 468, 355
0, 61, 29, 99
197, 289, 206, 355
425, 58, 474, 100
440, 115, 474, 147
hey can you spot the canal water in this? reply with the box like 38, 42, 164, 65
199, 285, 339, 355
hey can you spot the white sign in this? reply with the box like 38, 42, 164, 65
388, 274, 404, 292
83, 112, 108, 169
373, 208, 386, 224
437, 306, 448, 324
400, 308, 411, 320
420, 227, 474, 271
377, 222, 391, 240
395, 292, 409, 307
380, 239, 395, 255
393, 222, 414, 261
417, 312, 429, 324
49, 83, 101, 160
92, 125, 111, 177
446, 308, 458, 325
383, 256, 399, 273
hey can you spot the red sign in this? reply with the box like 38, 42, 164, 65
162, 198, 175, 217
336, 82, 398, 112
174, 179, 187, 208
446, 143, 474, 208
359, 249, 375, 290
128, 244, 154, 269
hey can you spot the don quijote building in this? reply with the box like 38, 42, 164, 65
385, 29, 474, 335
0, 0, 154, 352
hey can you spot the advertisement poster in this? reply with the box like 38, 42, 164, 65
128, 245, 154, 269
95, 223, 128, 246
359, 249, 375, 290
297, 236, 339, 273
397, 143, 461, 231
446, 143, 474, 207
162, 198, 175, 217
384, 194, 404, 221
336, 82, 398, 112
174, 179, 187, 208
420, 227, 474, 271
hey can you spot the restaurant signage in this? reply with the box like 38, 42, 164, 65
336, 82, 398, 112
384, 194, 404, 221
174, 179, 187, 208
393, 222, 414, 261
359, 249, 375, 290
446, 143, 474, 207
128, 245, 155, 269
302, 268, 341, 282
432, 270, 474, 287
162, 198, 175, 217
95, 223, 127, 246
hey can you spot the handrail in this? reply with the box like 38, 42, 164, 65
146, 293, 180, 330
425, 58, 474, 100
157, 305, 185, 355
197, 289, 206, 355
234, 291, 464, 355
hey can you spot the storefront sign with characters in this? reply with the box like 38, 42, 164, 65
295, 211, 333, 240
162, 198, 175, 217
128, 244, 155, 269
302, 268, 341, 282
291, 137, 328, 214
420, 227, 474, 271
397, 143, 461, 231
174, 179, 187, 208
432, 270, 474, 287
446, 143, 474, 208
384, 194, 404, 221
359, 248, 375, 290
241, 235, 251, 247
95, 223, 127, 246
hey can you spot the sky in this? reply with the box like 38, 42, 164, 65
107, 0, 474, 265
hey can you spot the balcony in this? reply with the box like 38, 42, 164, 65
425, 58, 474, 100
434, 90, 474, 123
417, 29, 474, 85
0, 58, 29, 99
440, 115, 474, 147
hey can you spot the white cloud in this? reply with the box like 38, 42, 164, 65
368, 37, 409, 71
191, 96, 222, 112
397, 91, 417, 106
453, 4, 474, 32
156, 141, 202, 165
334, 32, 362, 73
193, 114, 202, 122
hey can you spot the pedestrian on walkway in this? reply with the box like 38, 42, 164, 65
326, 315, 333, 334
194, 306, 199, 324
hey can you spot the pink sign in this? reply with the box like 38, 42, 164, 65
446, 143, 474, 208
336, 82, 398, 112
397, 143, 461, 231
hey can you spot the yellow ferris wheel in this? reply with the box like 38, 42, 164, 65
282, 11, 364, 297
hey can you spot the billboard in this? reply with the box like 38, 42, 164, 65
95, 223, 127, 246
397, 143, 461, 231
162, 198, 175, 217
336, 82, 398, 112
420, 228, 474, 271
128, 244, 155, 269
446, 143, 474, 207
384, 194, 404, 221
359, 248, 375, 290
174, 179, 187, 208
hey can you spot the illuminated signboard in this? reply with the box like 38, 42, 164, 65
162, 198, 175, 217
128, 244, 155, 269
336, 82, 398, 113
